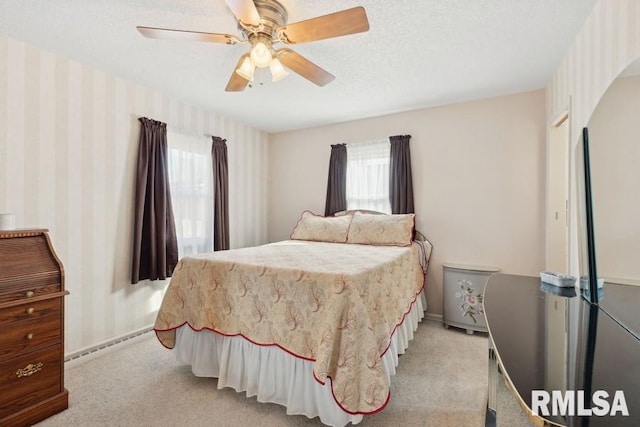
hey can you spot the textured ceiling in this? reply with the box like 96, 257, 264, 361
0, 0, 596, 133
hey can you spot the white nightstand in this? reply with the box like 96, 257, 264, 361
443, 263, 500, 334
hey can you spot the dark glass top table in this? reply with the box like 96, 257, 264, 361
484, 274, 639, 426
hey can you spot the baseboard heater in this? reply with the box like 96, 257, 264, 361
64, 326, 153, 362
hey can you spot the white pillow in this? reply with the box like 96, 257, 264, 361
290, 211, 352, 243
346, 212, 415, 246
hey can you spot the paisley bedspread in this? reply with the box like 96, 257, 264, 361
154, 240, 426, 414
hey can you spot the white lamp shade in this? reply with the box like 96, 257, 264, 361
250, 42, 272, 68
235, 56, 255, 81
269, 58, 289, 82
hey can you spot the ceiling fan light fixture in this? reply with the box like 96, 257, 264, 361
269, 58, 289, 82
250, 41, 272, 68
138, 1, 371, 92
235, 56, 255, 81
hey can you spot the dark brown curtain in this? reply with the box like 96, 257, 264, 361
131, 117, 178, 284
389, 135, 415, 214
212, 137, 230, 251
324, 143, 347, 216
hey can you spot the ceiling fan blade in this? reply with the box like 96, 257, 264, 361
224, 0, 261, 27
137, 26, 240, 44
277, 48, 335, 87
225, 54, 250, 92
278, 6, 369, 44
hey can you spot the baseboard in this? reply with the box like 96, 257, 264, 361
0, 390, 68, 427
425, 312, 443, 322
64, 326, 154, 366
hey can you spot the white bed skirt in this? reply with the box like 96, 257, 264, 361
173, 291, 426, 427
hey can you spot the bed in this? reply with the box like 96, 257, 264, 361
154, 211, 432, 426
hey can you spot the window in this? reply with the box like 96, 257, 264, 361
346, 139, 391, 213
167, 131, 213, 257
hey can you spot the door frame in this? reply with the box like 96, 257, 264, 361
545, 108, 571, 273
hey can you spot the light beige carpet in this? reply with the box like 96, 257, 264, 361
36, 320, 489, 427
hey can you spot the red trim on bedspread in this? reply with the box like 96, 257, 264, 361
154, 270, 427, 417
155, 322, 316, 362
380, 270, 426, 358
312, 370, 393, 416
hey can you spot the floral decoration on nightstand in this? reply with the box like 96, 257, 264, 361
455, 279, 483, 323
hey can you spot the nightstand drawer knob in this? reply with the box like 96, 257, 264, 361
26, 290, 35, 298
26, 333, 34, 340
27, 307, 35, 315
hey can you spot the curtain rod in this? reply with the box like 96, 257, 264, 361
344, 135, 411, 147
166, 126, 225, 141
140, 117, 227, 141
345, 138, 390, 147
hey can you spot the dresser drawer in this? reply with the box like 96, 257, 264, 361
0, 298, 60, 326
0, 283, 61, 306
0, 344, 62, 420
0, 313, 61, 359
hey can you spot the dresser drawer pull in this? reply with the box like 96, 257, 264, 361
26, 333, 34, 340
16, 362, 44, 378
27, 307, 35, 315
26, 290, 35, 298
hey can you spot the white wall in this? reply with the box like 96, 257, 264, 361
268, 90, 546, 316
546, 0, 640, 277
587, 74, 640, 281
0, 34, 268, 356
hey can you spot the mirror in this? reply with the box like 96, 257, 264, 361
585, 57, 640, 338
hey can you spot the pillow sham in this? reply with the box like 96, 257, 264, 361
290, 211, 352, 243
346, 212, 415, 246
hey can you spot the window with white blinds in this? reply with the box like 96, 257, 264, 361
346, 139, 391, 214
167, 131, 214, 257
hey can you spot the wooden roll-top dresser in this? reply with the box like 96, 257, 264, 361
0, 229, 68, 426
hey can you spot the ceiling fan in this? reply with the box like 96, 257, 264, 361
137, 0, 370, 92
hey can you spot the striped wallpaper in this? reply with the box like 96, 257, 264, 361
547, 0, 640, 136
2, 0, 631, 355
545, 0, 640, 275
0, 34, 268, 355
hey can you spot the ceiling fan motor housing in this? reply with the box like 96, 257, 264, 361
244, 0, 288, 40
